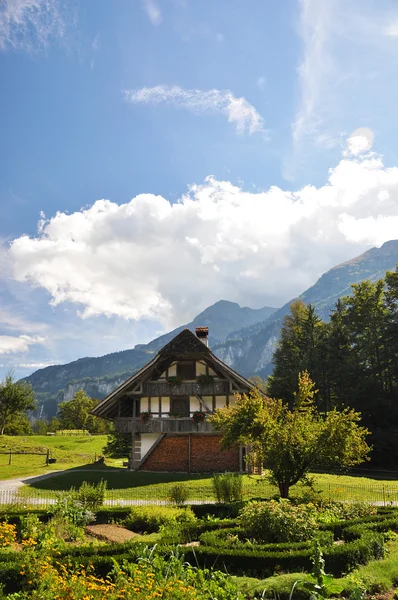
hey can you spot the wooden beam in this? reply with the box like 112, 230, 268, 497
196, 395, 211, 413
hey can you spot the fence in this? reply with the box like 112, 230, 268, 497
0, 450, 51, 466
1, 480, 398, 508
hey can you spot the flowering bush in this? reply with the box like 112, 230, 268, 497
0, 521, 16, 547
140, 411, 152, 423
239, 499, 318, 543
167, 376, 183, 385
196, 374, 215, 384
14, 548, 242, 600
192, 411, 206, 424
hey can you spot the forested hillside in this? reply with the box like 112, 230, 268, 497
268, 266, 398, 466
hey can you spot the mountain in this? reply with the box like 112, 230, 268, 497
25, 240, 398, 417
214, 239, 398, 377
25, 300, 277, 417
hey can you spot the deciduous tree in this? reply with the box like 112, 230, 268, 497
211, 371, 370, 498
0, 372, 36, 435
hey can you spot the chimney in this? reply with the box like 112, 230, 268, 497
195, 326, 209, 347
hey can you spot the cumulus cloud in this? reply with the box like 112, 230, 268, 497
0, 0, 65, 51
8, 147, 398, 328
0, 335, 46, 355
142, 0, 162, 26
125, 85, 266, 135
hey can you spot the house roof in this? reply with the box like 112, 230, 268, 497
92, 327, 256, 418
159, 328, 211, 356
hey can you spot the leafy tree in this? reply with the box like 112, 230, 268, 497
211, 371, 370, 498
48, 416, 60, 433
57, 390, 108, 433
0, 372, 36, 435
4, 413, 33, 435
103, 429, 131, 458
32, 419, 49, 435
248, 376, 268, 393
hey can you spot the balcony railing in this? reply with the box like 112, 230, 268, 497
143, 380, 230, 396
115, 416, 215, 434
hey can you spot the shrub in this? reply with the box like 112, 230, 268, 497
0, 522, 17, 547
20, 514, 42, 541
124, 505, 197, 533
169, 483, 190, 505
76, 479, 107, 510
239, 500, 318, 543
212, 473, 243, 503
50, 491, 94, 528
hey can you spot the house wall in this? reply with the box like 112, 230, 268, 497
139, 434, 240, 472
140, 433, 162, 459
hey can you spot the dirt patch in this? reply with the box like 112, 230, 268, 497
85, 524, 137, 543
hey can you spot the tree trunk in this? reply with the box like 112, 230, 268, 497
278, 482, 290, 498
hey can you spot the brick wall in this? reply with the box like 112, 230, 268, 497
140, 434, 240, 472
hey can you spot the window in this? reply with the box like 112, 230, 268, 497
170, 396, 190, 417
176, 361, 196, 380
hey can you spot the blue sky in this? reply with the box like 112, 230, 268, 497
1, 0, 398, 379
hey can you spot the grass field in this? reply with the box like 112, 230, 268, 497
18, 463, 398, 504
0, 435, 108, 480
1, 435, 398, 505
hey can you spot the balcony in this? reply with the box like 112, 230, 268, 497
115, 416, 215, 434
142, 380, 230, 396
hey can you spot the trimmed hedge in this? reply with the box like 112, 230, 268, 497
184, 530, 385, 578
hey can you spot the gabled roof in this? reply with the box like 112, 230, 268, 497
159, 329, 211, 356
92, 328, 256, 419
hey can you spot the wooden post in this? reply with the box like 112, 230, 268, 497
8, 449, 12, 465
46, 449, 50, 466
131, 400, 136, 471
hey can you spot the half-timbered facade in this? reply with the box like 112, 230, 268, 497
92, 327, 256, 472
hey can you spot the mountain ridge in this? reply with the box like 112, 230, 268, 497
25, 240, 398, 417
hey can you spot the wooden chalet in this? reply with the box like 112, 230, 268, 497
92, 327, 256, 472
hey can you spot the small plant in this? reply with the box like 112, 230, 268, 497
20, 514, 42, 541
192, 410, 206, 424
291, 542, 344, 599
169, 483, 190, 505
140, 411, 152, 423
76, 479, 107, 510
196, 374, 215, 384
212, 472, 243, 503
167, 375, 184, 385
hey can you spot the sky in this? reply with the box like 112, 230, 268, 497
1, 0, 398, 379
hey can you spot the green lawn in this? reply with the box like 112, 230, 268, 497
19, 463, 398, 504
0, 435, 108, 480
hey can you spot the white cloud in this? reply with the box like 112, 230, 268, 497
0, 335, 46, 355
0, 0, 65, 51
8, 146, 398, 327
142, 0, 162, 26
289, 0, 398, 176
125, 85, 266, 135
344, 128, 374, 157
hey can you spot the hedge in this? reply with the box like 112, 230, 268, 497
185, 530, 385, 578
